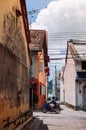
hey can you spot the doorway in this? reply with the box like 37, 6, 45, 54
83, 86, 86, 108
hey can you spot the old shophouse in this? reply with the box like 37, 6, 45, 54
29, 30, 49, 109
63, 39, 86, 110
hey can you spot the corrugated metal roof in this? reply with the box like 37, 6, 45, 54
29, 30, 46, 51
68, 40, 86, 59
74, 44, 86, 59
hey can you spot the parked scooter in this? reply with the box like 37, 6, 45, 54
42, 102, 61, 114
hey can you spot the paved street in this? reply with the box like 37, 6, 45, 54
22, 105, 86, 130
33, 105, 86, 130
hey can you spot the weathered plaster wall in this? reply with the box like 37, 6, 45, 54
0, 0, 30, 124
37, 50, 46, 108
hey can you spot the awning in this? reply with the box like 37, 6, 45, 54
45, 67, 50, 76
45, 67, 50, 72
30, 78, 39, 84
77, 72, 86, 78
45, 56, 50, 62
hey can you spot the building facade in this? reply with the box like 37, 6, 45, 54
60, 67, 65, 103
64, 39, 86, 109
52, 66, 60, 100
29, 30, 49, 109
0, 0, 31, 129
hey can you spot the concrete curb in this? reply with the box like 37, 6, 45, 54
22, 118, 49, 130
19, 117, 42, 130
28, 118, 42, 130
15, 117, 33, 130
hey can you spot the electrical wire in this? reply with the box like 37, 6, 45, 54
48, 31, 86, 34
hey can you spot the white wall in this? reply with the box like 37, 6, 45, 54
64, 49, 76, 106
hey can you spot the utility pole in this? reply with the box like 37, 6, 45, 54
27, 7, 47, 28
55, 65, 57, 97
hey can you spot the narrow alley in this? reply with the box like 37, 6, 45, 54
1, 1, 86, 130
22, 105, 86, 130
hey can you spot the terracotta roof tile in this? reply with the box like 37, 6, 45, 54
29, 30, 46, 51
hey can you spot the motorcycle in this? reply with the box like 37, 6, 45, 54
42, 102, 61, 114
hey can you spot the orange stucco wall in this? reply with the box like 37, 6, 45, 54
34, 50, 47, 108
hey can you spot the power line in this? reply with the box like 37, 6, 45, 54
48, 48, 67, 50
48, 32, 86, 40
27, 7, 46, 15
48, 31, 86, 34
27, 7, 47, 27
48, 52, 86, 55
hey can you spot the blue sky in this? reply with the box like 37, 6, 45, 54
26, 0, 54, 22
26, 0, 86, 81
26, 0, 57, 81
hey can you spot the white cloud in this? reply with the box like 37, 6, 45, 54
31, 0, 86, 50
31, 0, 86, 32
31, 0, 86, 77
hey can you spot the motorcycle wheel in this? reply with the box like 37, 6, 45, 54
42, 107, 47, 113
55, 108, 60, 114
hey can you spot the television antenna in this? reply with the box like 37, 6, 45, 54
27, 7, 47, 28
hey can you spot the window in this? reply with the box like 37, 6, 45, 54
82, 61, 86, 70
39, 62, 43, 72
30, 57, 35, 77
40, 85, 45, 95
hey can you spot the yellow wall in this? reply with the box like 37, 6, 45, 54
0, 0, 31, 127
0, 0, 30, 67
